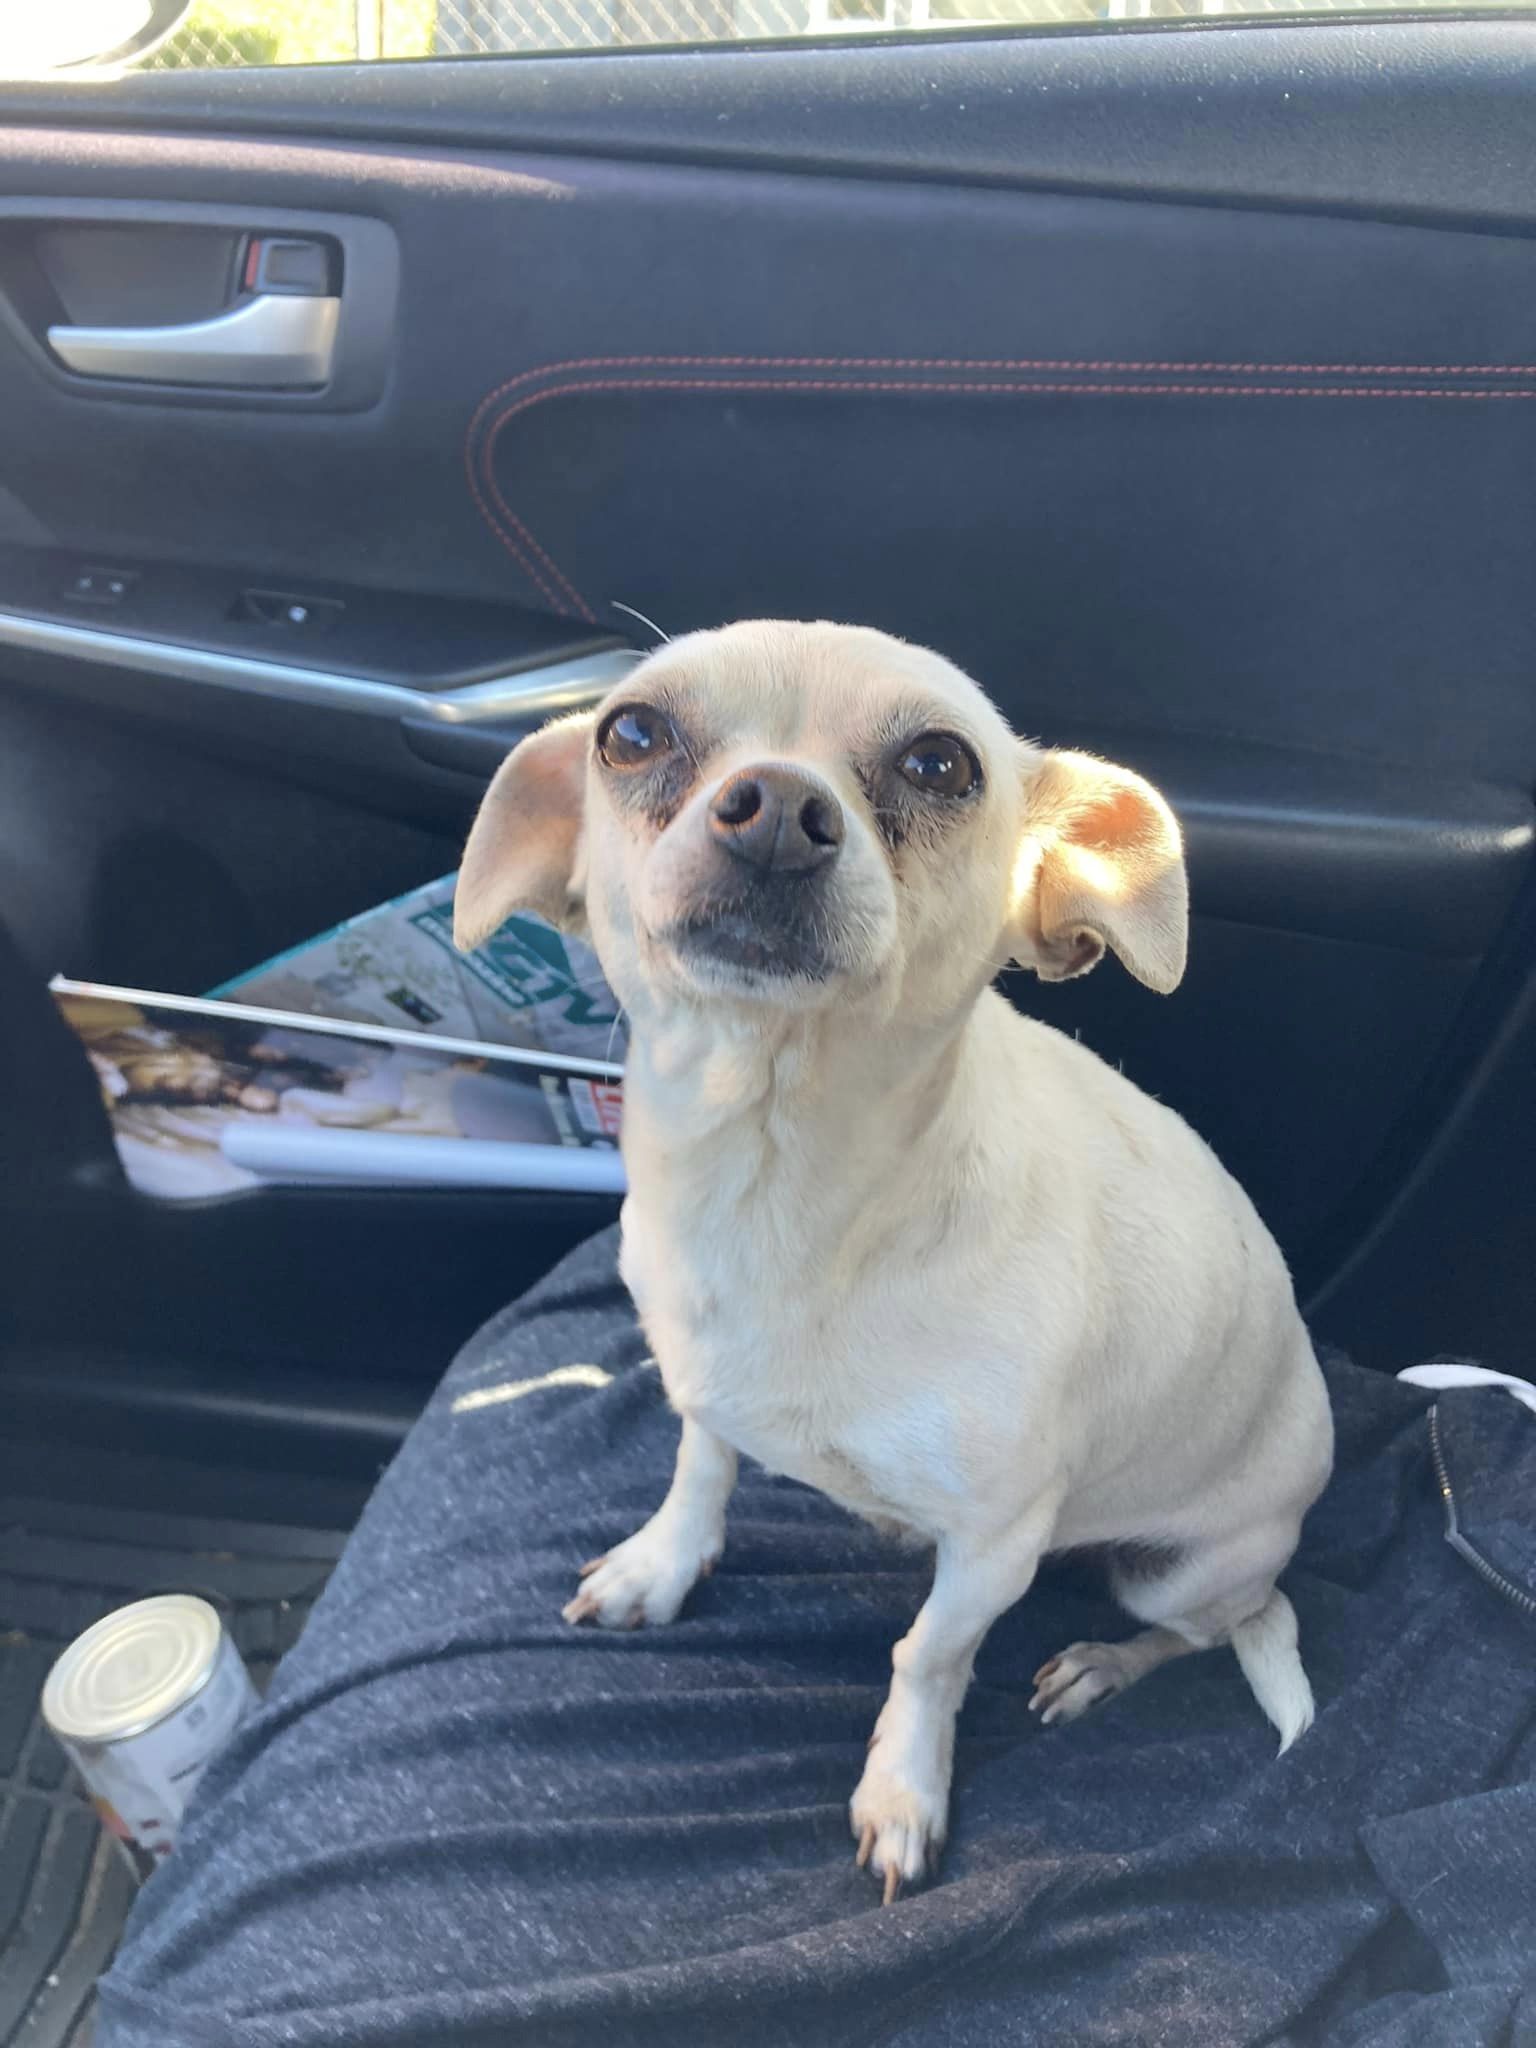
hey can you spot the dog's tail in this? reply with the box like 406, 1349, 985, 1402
1230, 1589, 1314, 1754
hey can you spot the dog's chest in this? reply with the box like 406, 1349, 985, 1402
622, 1217, 970, 1533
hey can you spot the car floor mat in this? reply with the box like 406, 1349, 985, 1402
0, 1483, 345, 2048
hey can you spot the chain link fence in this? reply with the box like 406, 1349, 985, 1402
148, 0, 1485, 67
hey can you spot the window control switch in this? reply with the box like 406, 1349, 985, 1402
64, 566, 138, 606
233, 589, 343, 632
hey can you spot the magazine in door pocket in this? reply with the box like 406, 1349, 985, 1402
52, 980, 626, 1203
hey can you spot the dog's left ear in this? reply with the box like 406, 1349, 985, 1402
453, 712, 594, 951
1008, 748, 1188, 994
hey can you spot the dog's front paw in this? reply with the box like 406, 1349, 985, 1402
850, 1755, 948, 1905
561, 1518, 719, 1630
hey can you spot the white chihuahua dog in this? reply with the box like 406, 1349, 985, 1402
455, 621, 1333, 1902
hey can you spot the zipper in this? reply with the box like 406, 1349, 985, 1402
1427, 1402, 1536, 1617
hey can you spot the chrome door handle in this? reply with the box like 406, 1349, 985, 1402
47, 292, 340, 388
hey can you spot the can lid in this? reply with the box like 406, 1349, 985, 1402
42, 1595, 223, 1743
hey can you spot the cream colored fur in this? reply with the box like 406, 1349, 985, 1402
455, 621, 1334, 1902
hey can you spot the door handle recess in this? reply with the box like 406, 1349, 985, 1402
47, 292, 340, 388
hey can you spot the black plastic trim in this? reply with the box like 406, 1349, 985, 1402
1308, 952, 1536, 1368
5, 23, 1536, 232
1103, 734, 1533, 961
0, 543, 623, 690
5, 1347, 418, 1474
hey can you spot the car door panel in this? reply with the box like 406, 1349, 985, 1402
0, 24, 1530, 1388
0, 131, 1533, 785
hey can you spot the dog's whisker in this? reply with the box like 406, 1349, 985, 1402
604, 1002, 630, 1071
610, 601, 671, 645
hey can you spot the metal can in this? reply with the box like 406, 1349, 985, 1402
42, 1593, 258, 1879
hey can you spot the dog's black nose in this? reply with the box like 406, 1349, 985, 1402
708, 766, 845, 873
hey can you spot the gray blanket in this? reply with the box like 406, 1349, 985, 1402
98, 1226, 1536, 2046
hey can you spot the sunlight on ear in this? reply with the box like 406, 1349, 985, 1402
1065, 845, 1131, 905
1011, 837, 1130, 912
1008, 839, 1045, 919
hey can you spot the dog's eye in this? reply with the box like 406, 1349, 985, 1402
597, 703, 678, 769
895, 733, 982, 799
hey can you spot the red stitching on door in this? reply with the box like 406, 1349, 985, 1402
467, 352, 1536, 428
467, 357, 1536, 624
462, 418, 582, 617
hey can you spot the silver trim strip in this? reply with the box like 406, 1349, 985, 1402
0, 606, 639, 725
51, 977, 624, 1080
49, 294, 340, 389
432, 649, 642, 724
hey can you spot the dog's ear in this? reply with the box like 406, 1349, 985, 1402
453, 713, 593, 951
1008, 748, 1187, 994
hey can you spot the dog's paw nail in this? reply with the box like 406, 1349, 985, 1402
850, 1773, 945, 1900
699, 1556, 716, 1579
562, 1594, 595, 1625
577, 1556, 606, 1580
1032, 1658, 1061, 1686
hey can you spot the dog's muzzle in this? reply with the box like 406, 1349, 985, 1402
669, 764, 846, 981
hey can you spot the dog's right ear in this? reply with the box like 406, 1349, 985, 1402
453, 712, 594, 951
1007, 746, 1187, 995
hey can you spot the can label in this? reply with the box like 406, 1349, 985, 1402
56, 1627, 257, 1872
